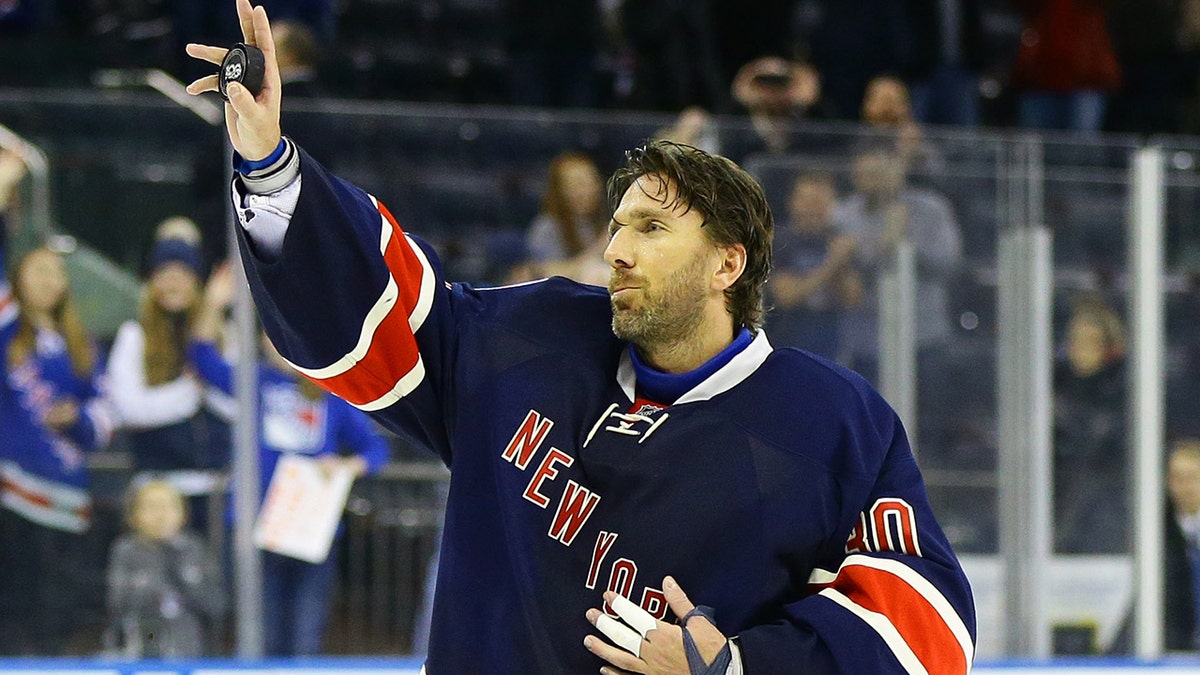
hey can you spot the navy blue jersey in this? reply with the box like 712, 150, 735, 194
236, 147, 976, 674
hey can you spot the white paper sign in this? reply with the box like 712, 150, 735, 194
253, 455, 354, 563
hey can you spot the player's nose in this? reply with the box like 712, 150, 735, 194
603, 226, 633, 269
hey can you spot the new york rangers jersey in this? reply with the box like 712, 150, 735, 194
188, 340, 389, 508
0, 317, 111, 532
235, 146, 976, 674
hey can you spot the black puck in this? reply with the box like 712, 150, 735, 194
218, 43, 265, 101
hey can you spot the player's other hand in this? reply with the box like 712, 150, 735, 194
584, 576, 729, 674
184, 0, 282, 161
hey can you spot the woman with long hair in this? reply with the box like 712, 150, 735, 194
106, 229, 229, 471
514, 152, 611, 285
0, 245, 113, 654
526, 151, 607, 264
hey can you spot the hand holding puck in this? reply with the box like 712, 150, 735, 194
185, 0, 282, 162
219, 43, 265, 100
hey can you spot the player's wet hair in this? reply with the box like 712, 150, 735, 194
607, 140, 774, 332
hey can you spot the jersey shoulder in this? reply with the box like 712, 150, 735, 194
731, 345, 899, 477
452, 275, 615, 353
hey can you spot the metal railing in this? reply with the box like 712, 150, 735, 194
85, 453, 447, 656
0, 88, 1192, 658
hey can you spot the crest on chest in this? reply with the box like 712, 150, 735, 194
583, 400, 670, 447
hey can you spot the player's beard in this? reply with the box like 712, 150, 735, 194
609, 251, 708, 349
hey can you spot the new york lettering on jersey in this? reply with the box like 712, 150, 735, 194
470, 339, 904, 669
236, 146, 975, 673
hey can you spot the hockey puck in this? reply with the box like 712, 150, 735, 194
218, 43, 265, 101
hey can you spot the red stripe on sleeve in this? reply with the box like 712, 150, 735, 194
306, 302, 421, 406
304, 202, 429, 407
377, 201, 426, 311
834, 563, 967, 675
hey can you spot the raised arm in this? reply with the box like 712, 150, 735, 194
188, 263, 236, 395
185, 0, 282, 165
0, 148, 28, 328
185, 2, 459, 460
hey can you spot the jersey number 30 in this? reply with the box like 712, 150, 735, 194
844, 498, 922, 557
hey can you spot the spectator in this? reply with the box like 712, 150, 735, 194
0, 148, 24, 326
1009, 0, 1121, 132
106, 229, 229, 473
654, 106, 720, 155
152, 216, 203, 248
1166, 438, 1200, 651
189, 264, 389, 657
256, 0, 334, 43
711, 0, 797, 85
834, 141, 963, 375
861, 75, 945, 174
272, 19, 324, 98
106, 478, 225, 657
1053, 293, 1128, 553
516, 238, 611, 287
510, 151, 610, 285
904, 0, 987, 127
173, 0, 333, 82
0, 150, 22, 653
800, 0, 915, 119
0, 245, 113, 655
767, 171, 863, 358
729, 56, 824, 155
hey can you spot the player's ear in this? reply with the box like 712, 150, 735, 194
711, 243, 746, 293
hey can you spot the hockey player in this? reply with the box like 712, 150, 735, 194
185, 2, 976, 672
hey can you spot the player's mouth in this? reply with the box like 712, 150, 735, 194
609, 272, 641, 295
609, 285, 642, 307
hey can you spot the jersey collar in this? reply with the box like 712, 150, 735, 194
616, 330, 774, 406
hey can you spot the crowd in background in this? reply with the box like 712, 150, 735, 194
0, 148, 412, 658
4, 0, 1200, 661
5, 0, 1200, 135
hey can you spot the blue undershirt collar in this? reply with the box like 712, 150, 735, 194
629, 328, 754, 405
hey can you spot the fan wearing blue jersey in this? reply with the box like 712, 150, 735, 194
0, 245, 113, 655
186, 3, 976, 672
189, 263, 390, 656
